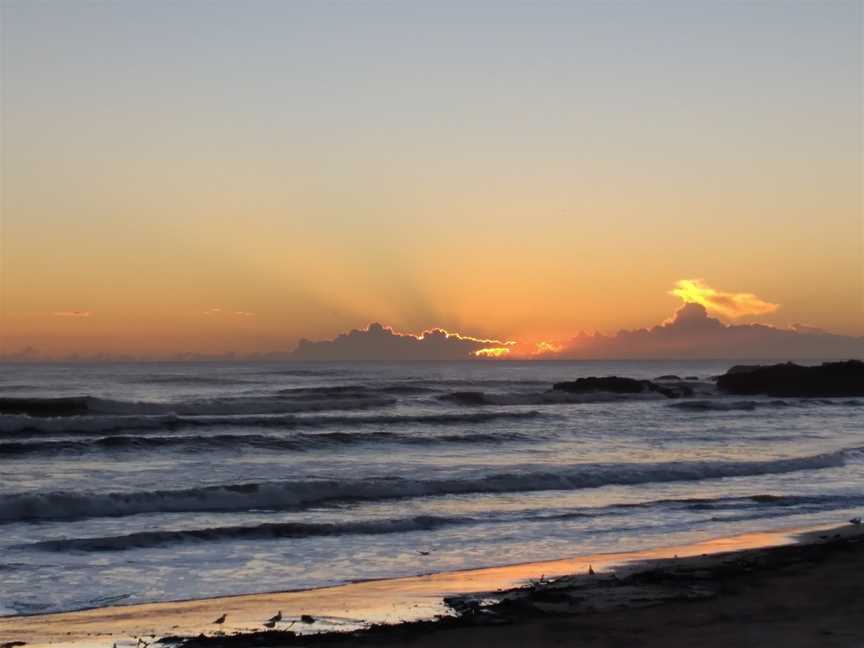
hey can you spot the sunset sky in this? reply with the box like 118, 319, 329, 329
1, 1, 861, 357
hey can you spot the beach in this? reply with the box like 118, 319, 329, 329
1, 522, 862, 647
352, 524, 864, 648
2, 361, 863, 647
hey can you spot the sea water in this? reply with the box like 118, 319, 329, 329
0, 360, 861, 615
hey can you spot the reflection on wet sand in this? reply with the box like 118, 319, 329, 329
1, 523, 852, 648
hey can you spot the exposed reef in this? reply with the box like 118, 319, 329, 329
717, 360, 864, 397
552, 377, 693, 398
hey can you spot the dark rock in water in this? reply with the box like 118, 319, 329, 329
437, 391, 490, 406
655, 375, 682, 381
717, 360, 864, 397
726, 365, 764, 375
654, 382, 694, 398
552, 377, 692, 399
300, 614, 316, 624
685, 376, 699, 381
553, 377, 651, 394
0, 397, 90, 417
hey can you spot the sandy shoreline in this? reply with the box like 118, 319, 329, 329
2, 522, 862, 647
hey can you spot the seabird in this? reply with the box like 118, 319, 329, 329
588, 564, 595, 576
212, 614, 227, 625
266, 611, 283, 623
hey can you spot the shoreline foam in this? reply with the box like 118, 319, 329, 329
2, 522, 861, 648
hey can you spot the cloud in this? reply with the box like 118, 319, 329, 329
790, 323, 827, 335
533, 341, 564, 355
670, 279, 779, 319
548, 301, 863, 360
474, 346, 512, 358
52, 311, 91, 318
291, 322, 515, 361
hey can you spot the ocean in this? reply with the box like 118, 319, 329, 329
0, 360, 861, 617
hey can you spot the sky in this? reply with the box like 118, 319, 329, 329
1, 1, 862, 358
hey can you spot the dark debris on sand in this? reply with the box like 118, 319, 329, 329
161, 531, 863, 648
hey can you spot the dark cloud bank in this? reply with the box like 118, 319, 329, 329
3, 306, 860, 363
288, 305, 863, 361
290, 323, 513, 362
550, 303, 863, 360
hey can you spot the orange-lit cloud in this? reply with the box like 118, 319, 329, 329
670, 279, 779, 319
474, 346, 512, 358
52, 311, 91, 318
533, 341, 563, 355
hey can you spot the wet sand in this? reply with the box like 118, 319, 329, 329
1, 523, 861, 648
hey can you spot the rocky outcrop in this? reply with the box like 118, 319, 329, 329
716, 360, 864, 397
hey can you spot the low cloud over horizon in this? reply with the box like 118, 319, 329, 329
290, 323, 515, 362
541, 302, 863, 360
287, 280, 860, 361
4, 281, 861, 362
285, 302, 863, 362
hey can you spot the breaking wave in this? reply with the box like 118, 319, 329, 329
437, 390, 668, 407
23, 491, 864, 552
27, 515, 463, 551
0, 410, 543, 437
3, 446, 859, 522
668, 399, 864, 412
0, 427, 541, 457
0, 393, 396, 418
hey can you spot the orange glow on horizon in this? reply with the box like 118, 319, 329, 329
533, 341, 564, 355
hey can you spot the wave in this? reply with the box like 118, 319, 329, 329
0, 393, 396, 418
26, 514, 463, 552
668, 398, 864, 412
264, 368, 354, 377
437, 390, 668, 407
23, 492, 864, 553
0, 410, 543, 437
121, 376, 261, 386
0, 427, 540, 457
3, 447, 859, 522
0, 385, 44, 393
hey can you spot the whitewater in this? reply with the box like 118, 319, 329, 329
0, 360, 862, 616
